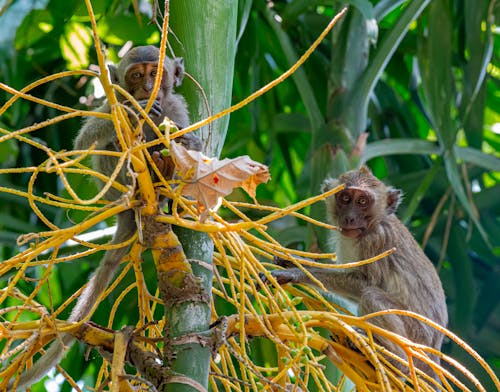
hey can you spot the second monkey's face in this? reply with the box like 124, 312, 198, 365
124, 62, 171, 104
334, 188, 374, 239
323, 167, 403, 240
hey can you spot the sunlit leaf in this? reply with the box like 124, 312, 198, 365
60, 22, 92, 70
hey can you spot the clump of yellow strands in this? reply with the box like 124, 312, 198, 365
203, 199, 498, 392
0, 163, 496, 391
0, 4, 498, 392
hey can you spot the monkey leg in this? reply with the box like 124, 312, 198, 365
359, 287, 440, 383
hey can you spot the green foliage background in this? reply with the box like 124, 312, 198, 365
0, 0, 498, 390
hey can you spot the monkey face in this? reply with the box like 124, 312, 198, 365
111, 47, 185, 110
325, 166, 403, 239
334, 188, 374, 238
124, 63, 171, 103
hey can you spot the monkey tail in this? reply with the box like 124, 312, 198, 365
8, 211, 136, 389
7, 335, 70, 391
6, 259, 122, 391
67, 249, 124, 323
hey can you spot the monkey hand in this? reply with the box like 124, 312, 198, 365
273, 255, 296, 268
124, 99, 163, 121
258, 269, 297, 288
174, 132, 203, 152
137, 99, 163, 118
152, 150, 175, 180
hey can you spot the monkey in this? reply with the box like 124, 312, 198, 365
76, 45, 201, 200
262, 166, 447, 384
8, 46, 202, 391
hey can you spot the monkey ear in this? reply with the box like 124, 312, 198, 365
386, 188, 402, 214
173, 57, 185, 88
321, 178, 340, 193
359, 165, 372, 175
108, 64, 119, 84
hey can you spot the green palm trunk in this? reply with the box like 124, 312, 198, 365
165, 2, 238, 391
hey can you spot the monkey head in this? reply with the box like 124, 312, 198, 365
108, 45, 185, 104
322, 166, 402, 239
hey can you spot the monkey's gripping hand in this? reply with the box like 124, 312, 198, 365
259, 257, 303, 287
174, 131, 203, 152
124, 99, 164, 121
151, 131, 202, 180
272, 255, 297, 269
259, 256, 320, 289
259, 269, 299, 286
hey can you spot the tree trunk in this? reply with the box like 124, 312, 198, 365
164, 2, 238, 391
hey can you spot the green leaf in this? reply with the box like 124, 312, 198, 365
463, 0, 492, 106
14, 9, 54, 50
454, 146, 500, 172
273, 113, 311, 134
400, 163, 440, 224
352, 0, 431, 136
273, 226, 308, 248
60, 22, 92, 70
263, 5, 324, 132
444, 154, 489, 243
0, 0, 47, 50
473, 267, 500, 331
0, 212, 36, 233
97, 14, 158, 46
418, 0, 455, 149
448, 226, 476, 333
374, 0, 406, 21
345, 0, 375, 20
363, 138, 440, 161
0, 138, 19, 168
236, 0, 253, 47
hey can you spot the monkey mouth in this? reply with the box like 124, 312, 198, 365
340, 227, 364, 238
135, 95, 160, 101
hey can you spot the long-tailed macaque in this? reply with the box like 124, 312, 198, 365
264, 166, 447, 383
9, 46, 202, 390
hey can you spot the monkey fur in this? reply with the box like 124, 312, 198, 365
9, 46, 201, 391
264, 166, 447, 383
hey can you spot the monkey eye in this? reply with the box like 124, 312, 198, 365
339, 192, 351, 204
131, 72, 143, 80
357, 196, 369, 206
151, 69, 157, 77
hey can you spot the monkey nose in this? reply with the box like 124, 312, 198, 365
342, 217, 356, 226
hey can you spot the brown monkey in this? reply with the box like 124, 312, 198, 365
9, 46, 202, 390
264, 166, 447, 383
76, 45, 201, 201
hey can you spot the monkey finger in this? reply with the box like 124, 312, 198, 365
152, 151, 174, 179
150, 100, 163, 117
257, 272, 270, 290
271, 270, 296, 285
273, 256, 295, 268
135, 99, 162, 118
176, 133, 203, 152
259, 270, 295, 287
152, 151, 166, 173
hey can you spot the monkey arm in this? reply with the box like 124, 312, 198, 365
265, 267, 369, 303
74, 104, 115, 151
164, 93, 190, 128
